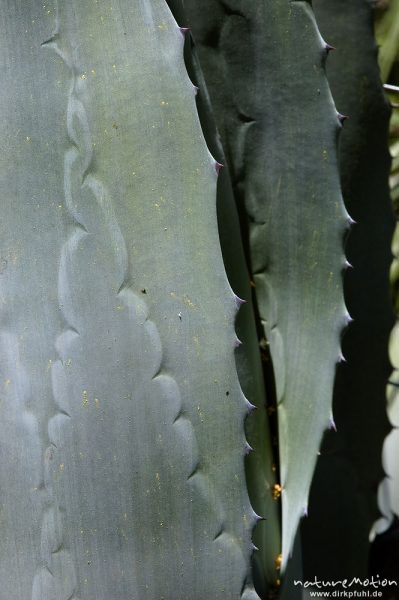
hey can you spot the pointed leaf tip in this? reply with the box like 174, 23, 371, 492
329, 417, 337, 432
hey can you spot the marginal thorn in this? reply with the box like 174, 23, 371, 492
214, 161, 224, 174
234, 337, 243, 348
325, 43, 335, 53
251, 543, 259, 552
329, 417, 337, 432
179, 27, 191, 36
234, 295, 247, 308
252, 511, 265, 523
245, 399, 256, 413
245, 442, 253, 455
339, 352, 347, 363
303, 506, 308, 518
193, 85, 199, 96
344, 259, 353, 270
337, 113, 349, 125
347, 215, 356, 226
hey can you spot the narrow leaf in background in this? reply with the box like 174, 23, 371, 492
301, 0, 395, 582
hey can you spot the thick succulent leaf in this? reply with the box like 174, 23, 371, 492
0, 2, 259, 598
184, 0, 348, 571
173, 14, 282, 593
300, 0, 395, 581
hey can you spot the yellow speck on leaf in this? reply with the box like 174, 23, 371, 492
275, 554, 282, 571
272, 484, 282, 500
183, 294, 195, 309
82, 390, 89, 407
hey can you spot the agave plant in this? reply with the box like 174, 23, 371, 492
0, 1, 395, 599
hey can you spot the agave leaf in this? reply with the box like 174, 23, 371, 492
183, 0, 348, 572
301, 0, 394, 580
173, 13, 282, 594
0, 2, 258, 598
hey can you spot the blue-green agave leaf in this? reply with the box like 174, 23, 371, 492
302, 0, 394, 581
176, 19, 282, 594
183, 0, 349, 571
0, 2, 258, 598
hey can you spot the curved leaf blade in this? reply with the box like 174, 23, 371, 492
184, 0, 349, 570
